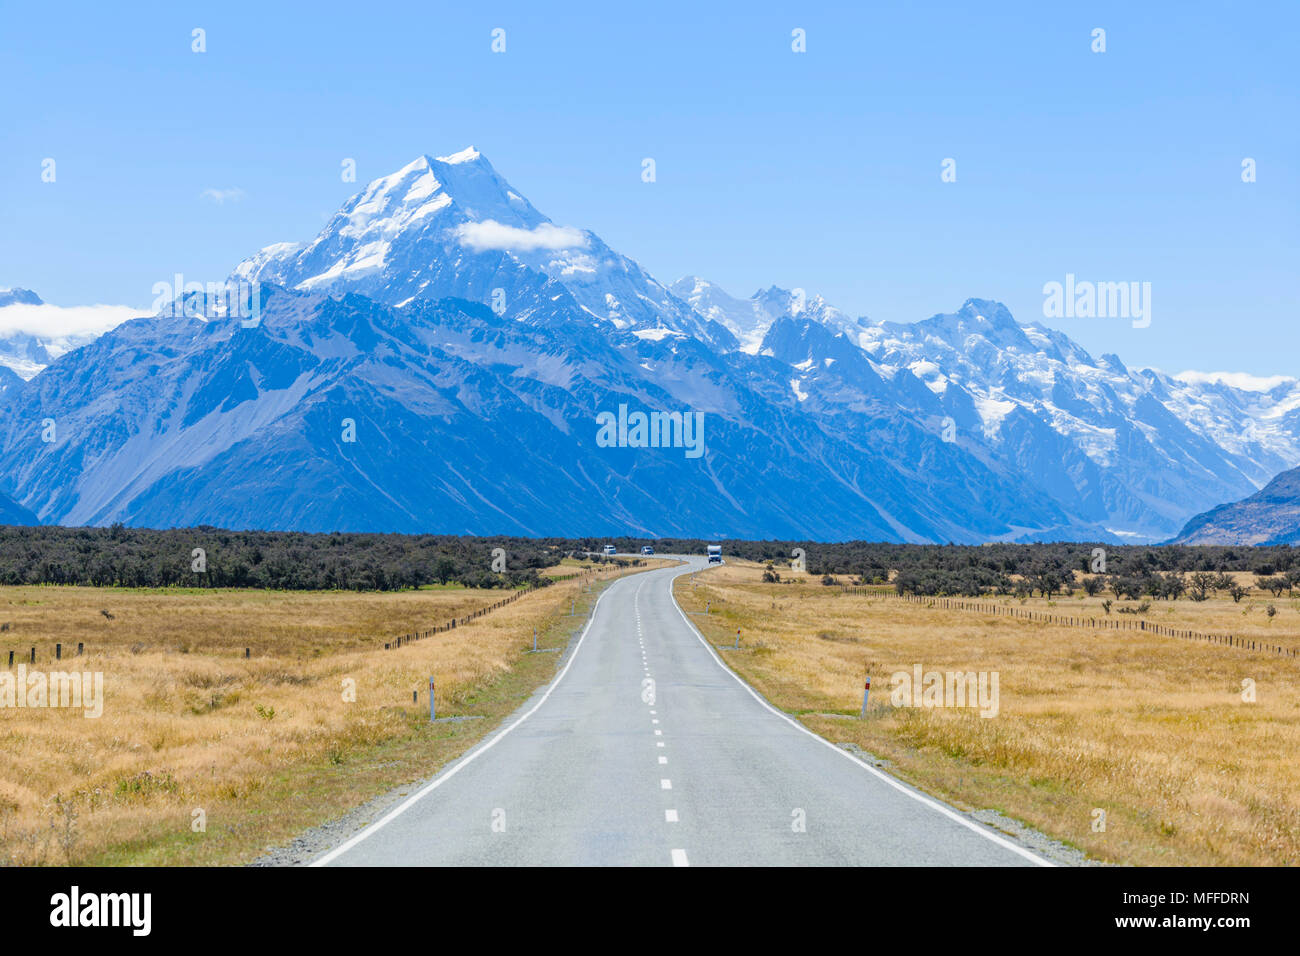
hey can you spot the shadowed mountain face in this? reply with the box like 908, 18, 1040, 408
0, 287, 1079, 539
0, 490, 38, 525
1172, 466, 1300, 545
1, 151, 1296, 541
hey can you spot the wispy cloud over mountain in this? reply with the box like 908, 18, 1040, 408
0, 302, 142, 339
454, 220, 588, 252
0, 290, 144, 378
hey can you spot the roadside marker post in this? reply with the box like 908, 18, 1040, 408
860, 676, 871, 718
429, 676, 436, 721
734, 628, 740, 649
533, 627, 538, 651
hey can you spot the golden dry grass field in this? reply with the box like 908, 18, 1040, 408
0, 558, 664, 865
674, 561, 1300, 866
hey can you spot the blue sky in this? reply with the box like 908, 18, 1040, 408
1, 1, 1295, 375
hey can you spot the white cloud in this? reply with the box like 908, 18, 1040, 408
200, 187, 247, 204
453, 220, 587, 252
0, 302, 143, 339
1174, 370, 1298, 393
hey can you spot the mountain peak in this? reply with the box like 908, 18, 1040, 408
349, 149, 541, 232
959, 298, 1019, 329
435, 145, 484, 165
0, 287, 43, 307
395, 147, 489, 173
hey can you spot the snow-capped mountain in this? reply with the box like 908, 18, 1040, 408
2, 151, 1295, 542
234, 148, 730, 345
669, 279, 1300, 540
850, 298, 1300, 538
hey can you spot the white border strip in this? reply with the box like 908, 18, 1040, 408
667, 565, 1055, 867
311, 584, 613, 866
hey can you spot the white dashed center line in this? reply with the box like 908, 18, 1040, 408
640, 580, 689, 871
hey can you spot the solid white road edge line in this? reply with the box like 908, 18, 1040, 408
310, 582, 617, 867
668, 564, 1055, 868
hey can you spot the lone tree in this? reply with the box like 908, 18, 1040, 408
1257, 575, 1288, 598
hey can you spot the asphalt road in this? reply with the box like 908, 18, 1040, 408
312, 557, 1049, 866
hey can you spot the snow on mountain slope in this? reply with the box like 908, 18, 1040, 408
855, 299, 1299, 493
848, 299, 1293, 538
670, 276, 865, 354
1151, 370, 1300, 477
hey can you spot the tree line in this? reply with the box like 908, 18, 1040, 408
663, 539, 1296, 582
1, 526, 1296, 593
0, 525, 565, 591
